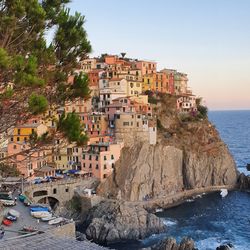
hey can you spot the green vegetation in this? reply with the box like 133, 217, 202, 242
196, 97, 208, 118
58, 112, 88, 145
28, 93, 48, 114
0, 0, 91, 109
70, 72, 91, 99
157, 118, 164, 130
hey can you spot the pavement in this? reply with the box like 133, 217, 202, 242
1, 192, 55, 240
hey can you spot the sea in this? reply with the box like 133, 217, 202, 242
113, 110, 250, 250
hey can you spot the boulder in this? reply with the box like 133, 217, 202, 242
84, 200, 166, 244
237, 173, 250, 190
246, 163, 250, 171
216, 243, 234, 250
151, 237, 196, 250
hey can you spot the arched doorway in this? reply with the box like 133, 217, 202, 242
37, 196, 59, 210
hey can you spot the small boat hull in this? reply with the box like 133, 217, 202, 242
48, 217, 64, 225
2, 219, 12, 226
41, 216, 56, 222
6, 215, 17, 221
8, 209, 20, 218
31, 211, 51, 218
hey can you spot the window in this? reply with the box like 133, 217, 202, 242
104, 156, 107, 161
131, 122, 133, 126
104, 164, 107, 169
103, 174, 107, 179
10, 137, 13, 142
112, 163, 115, 169
89, 164, 92, 169
83, 154, 85, 160
13, 145, 17, 149
123, 122, 129, 126
96, 156, 98, 161
17, 129, 21, 135
59, 156, 61, 161
65, 188, 69, 192
111, 155, 114, 160
89, 155, 92, 160
32, 129, 34, 133
17, 137, 20, 142
83, 163, 86, 168
53, 188, 57, 194
96, 164, 99, 169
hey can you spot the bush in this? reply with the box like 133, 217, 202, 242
28, 93, 48, 114
197, 105, 208, 118
58, 111, 88, 145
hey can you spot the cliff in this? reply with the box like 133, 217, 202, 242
98, 95, 238, 202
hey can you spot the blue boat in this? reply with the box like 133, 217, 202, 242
30, 207, 49, 212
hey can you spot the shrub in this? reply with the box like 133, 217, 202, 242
58, 111, 88, 145
28, 93, 48, 114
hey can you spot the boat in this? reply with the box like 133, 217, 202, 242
2, 219, 12, 226
30, 207, 49, 212
5, 215, 17, 221
220, 189, 228, 198
155, 208, 163, 213
22, 226, 38, 232
18, 194, 26, 202
31, 211, 51, 218
0, 199, 15, 206
41, 216, 56, 222
48, 217, 64, 225
8, 209, 20, 218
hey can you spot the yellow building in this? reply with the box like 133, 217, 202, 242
127, 80, 142, 96
11, 123, 48, 143
142, 74, 155, 91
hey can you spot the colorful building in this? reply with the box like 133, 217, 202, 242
11, 123, 48, 143
81, 141, 124, 181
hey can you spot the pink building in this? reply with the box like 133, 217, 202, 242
135, 60, 157, 75
81, 142, 124, 181
7, 142, 50, 178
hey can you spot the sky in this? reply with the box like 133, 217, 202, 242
67, 0, 250, 110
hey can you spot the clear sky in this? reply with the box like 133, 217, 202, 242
67, 0, 250, 110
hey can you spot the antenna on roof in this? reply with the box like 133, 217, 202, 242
121, 52, 126, 58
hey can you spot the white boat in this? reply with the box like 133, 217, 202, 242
155, 208, 163, 213
220, 189, 228, 198
8, 209, 20, 218
41, 216, 56, 222
31, 211, 51, 218
48, 217, 64, 225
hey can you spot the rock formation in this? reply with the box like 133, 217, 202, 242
150, 237, 196, 250
98, 96, 238, 202
84, 200, 166, 244
237, 173, 250, 190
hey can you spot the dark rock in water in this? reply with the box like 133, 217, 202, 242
216, 243, 234, 250
237, 173, 250, 190
246, 163, 250, 171
84, 200, 166, 244
151, 237, 196, 250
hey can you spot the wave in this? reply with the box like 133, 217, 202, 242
163, 218, 178, 226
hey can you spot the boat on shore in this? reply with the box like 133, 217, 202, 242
2, 219, 12, 226
41, 216, 56, 222
31, 211, 51, 218
48, 217, 64, 225
8, 209, 20, 218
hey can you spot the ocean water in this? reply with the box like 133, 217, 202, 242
112, 110, 250, 250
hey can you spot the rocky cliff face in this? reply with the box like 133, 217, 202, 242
84, 200, 166, 244
98, 96, 238, 202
